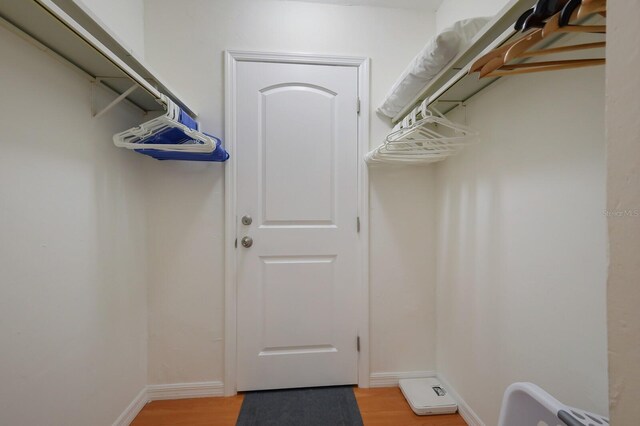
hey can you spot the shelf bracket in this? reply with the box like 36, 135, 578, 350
93, 82, 139, 119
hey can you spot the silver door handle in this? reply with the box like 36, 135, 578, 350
241, 236, 253, 248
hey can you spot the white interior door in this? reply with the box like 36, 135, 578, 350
235, 60, 360, 391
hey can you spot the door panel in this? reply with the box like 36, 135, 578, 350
260, 84, 336, 225
261, 256, 336, 350
235, 60, 359, 391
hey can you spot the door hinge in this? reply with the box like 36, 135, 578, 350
235, 238, 238, 249
357, 216, 361, 233
357, 98, 361, 114
357, 336, 360, 352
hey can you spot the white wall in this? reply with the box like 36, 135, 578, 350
606, 1, 640, 423
434, 1, 608, 423
75, 0, 146, 58
369, 166, 438, 375
0, 25, 148, 426
436, 0, 508, 32
142, 0, 439, 385
434, 51, 608, 426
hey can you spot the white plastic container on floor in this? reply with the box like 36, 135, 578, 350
498, 382, 609, 426
399, 378, 458, 415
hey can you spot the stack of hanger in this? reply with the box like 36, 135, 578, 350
113, 95, 229, 162
470, 0, 606, 78
366, 100, 478, 165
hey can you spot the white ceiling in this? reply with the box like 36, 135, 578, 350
279, 0, 445, 12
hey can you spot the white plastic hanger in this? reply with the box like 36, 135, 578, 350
113, 95, 217, 152
366, 100, 478, 165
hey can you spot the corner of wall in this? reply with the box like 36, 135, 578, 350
605, 1, 640, 423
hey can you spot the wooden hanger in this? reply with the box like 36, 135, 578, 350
470, 0, 605, 78
486, 58, 604, 77
503, 29, 546, 65
469, 29, 539, 73
478, 29, 546, 77
480, 41, 605, 77
511, 41, 605, 58
470, 0, 604, 74
480, 29, 542, 78
494, 1, 604, 72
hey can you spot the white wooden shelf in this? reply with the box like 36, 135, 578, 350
392, 0, 538, 122
0, 0, 196, 116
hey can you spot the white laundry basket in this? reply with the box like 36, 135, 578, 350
498, 382, 609, 426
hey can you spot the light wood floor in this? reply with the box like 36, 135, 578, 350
131, 386, 467, 426
354, 388, 467, 426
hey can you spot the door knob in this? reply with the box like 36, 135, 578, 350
241, 215, 252, 225
241, 236, 253, 248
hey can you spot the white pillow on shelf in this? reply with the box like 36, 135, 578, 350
377, 17, 492, 119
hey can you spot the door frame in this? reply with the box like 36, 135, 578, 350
224, 50, 370, 396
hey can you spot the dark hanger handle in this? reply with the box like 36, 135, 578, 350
522, 0, 572, 31
514, 8, 534, 31
522, 12, 546, 31
559, 0, 581, 27
544, 0, 571, 17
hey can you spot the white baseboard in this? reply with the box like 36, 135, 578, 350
112, 387, 148, 426
369, 370, 436, 388
436, 374, 485, 426
147, 381, 225, 401
113, 381, 225, 425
